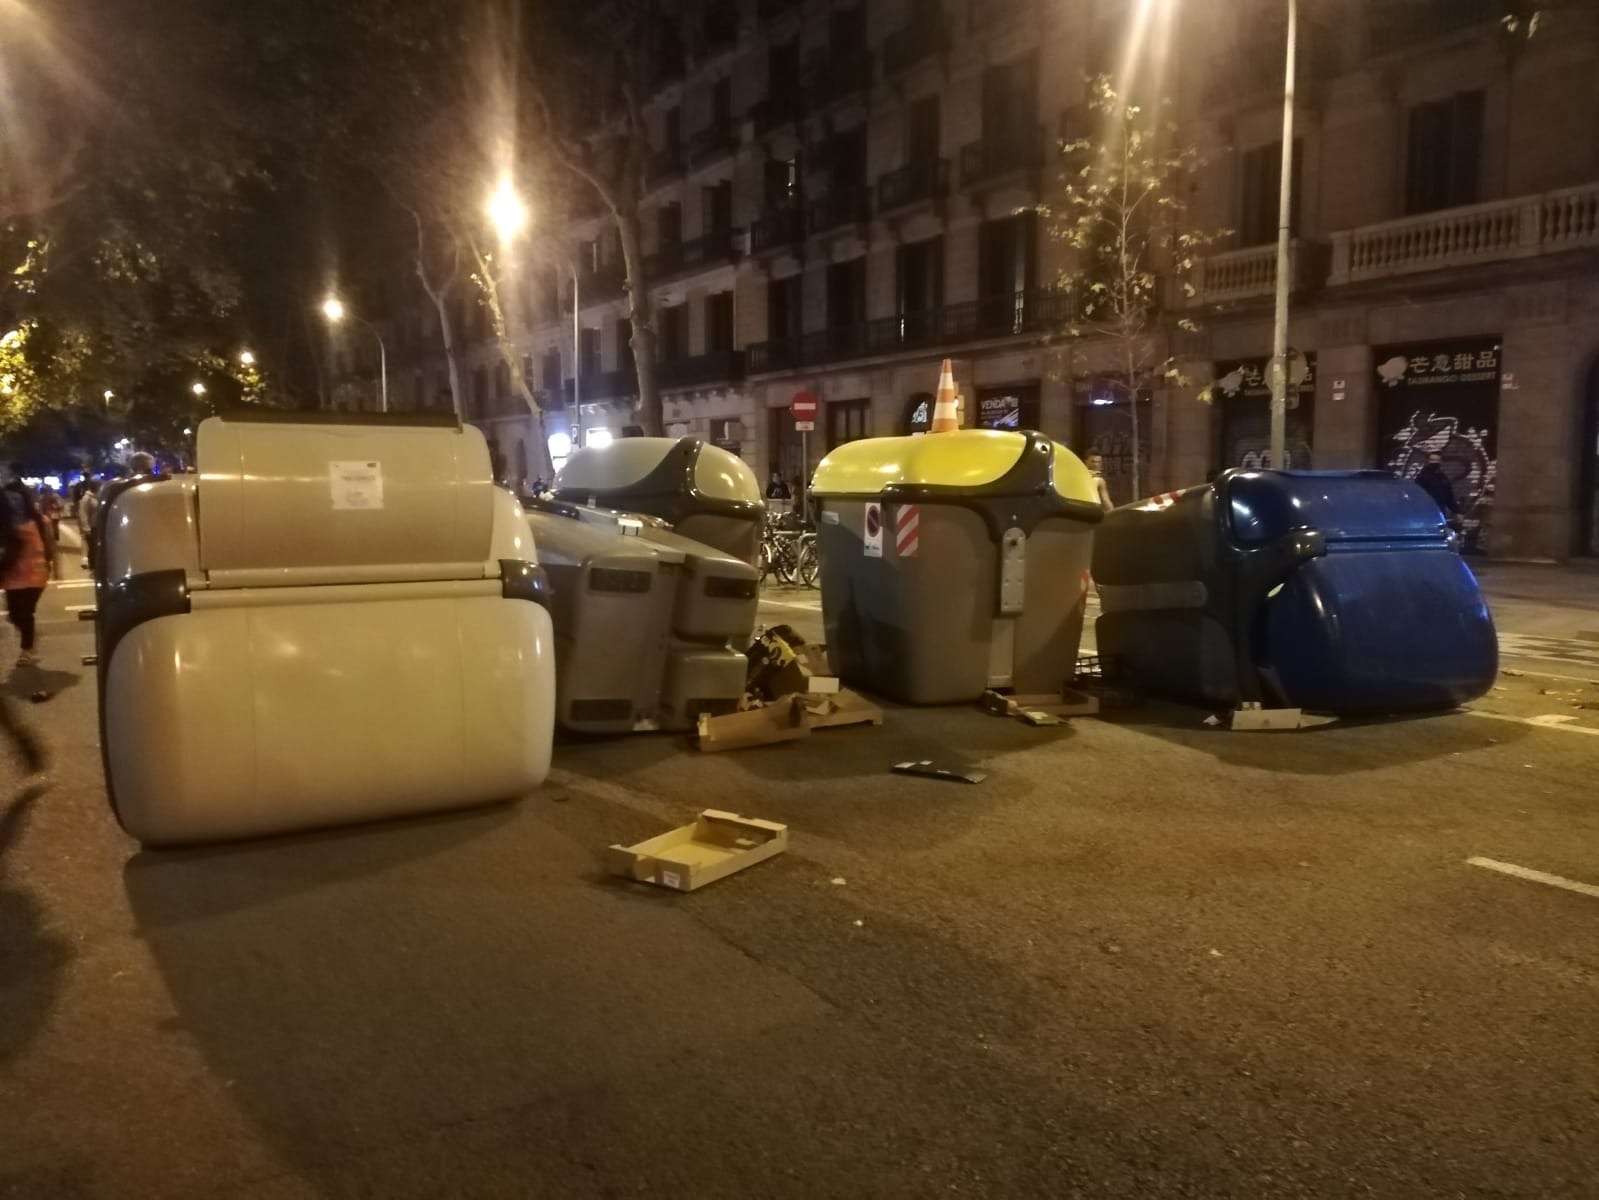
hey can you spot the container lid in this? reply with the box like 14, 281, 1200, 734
195, 414, 497, 576
555, 437, 761, 509
1223, 470, 1450, 546
811, 429, 1100, 510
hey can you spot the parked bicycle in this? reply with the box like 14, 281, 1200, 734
760, 511, 818, 588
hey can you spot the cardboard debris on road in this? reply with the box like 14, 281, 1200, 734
979, 687, 1100, 723
891, 760, 989, 785
697, 629, 883, 751
607, 810, 788, 892
1228, 705, 1337, 731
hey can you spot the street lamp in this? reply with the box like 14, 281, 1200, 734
320, 293, 389, 413
487, 176, 529, 243
191, 382, 206, 397
1151, 0, 1297, 469
239, 349, 256, 366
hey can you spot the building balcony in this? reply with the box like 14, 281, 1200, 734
1327, 182, 1599, 285
881, 17, 950, 79
750, 90, 803, 135
749, 202, 805, 255
1365, 0, 1502, 52
801, 49, 873, 111
657, 350, 746, 390
745, 289, 1074, 374
967, 0, 1038, 33
687, 119, 738, 168
959, 126, 1044, 189
877, 158, 949, 214
678, 226, 739, 274
1189, 240, 1316, 305
699, 0, 739, 56
644, 239, 682, 278
570, 367, 638, 403
566, 261, 627, 310
808, 185, 872, 235
647, 145, 685, 188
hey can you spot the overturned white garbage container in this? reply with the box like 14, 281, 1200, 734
96, 413, 556, 847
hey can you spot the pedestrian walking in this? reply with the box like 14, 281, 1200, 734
1086, 453, 1115, 512
76, 478, 101, 573
37, 487, 63, 541
765, 471, 791, 500
1414, 452, 1461, 526
2, 480, 56, 672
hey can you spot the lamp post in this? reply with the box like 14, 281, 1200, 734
485, 175, 583, 460
321, 295, 389, 413
1268, 0, 1298, 472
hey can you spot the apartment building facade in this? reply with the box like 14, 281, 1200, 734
384, 0, 1599, 560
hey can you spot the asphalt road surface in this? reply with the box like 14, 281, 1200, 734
2, 559, 1597, 1199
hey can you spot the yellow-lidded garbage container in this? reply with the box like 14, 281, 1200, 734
553, 437, 764, 565
809, 429, 1104, 704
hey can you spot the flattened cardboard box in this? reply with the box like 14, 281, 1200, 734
607, 810, 789, 892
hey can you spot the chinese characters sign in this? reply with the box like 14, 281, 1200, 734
1213, 354, 1316, 471
1374, 338, 1500, 553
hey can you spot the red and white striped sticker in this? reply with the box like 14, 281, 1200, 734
894, 505, 920, 557
1141, 491, 1184, 511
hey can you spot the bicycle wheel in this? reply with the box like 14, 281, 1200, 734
797, 539, 819, 588
773, 538, 798, 585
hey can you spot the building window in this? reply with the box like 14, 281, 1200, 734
1404, 91, 1484, 215
706, 292, 735, 354
472, 366, 488, 419
896, 236, 944, 345
907, 95, 941, 163
579, 327, 600, 377
827, 398, 871, 449
659, 304, 688, 362
541, 350, 562, 394
1238, 140, 1302, 247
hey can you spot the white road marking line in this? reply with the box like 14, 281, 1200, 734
1467, 710, 1599, 737
1467, 857, 1599, 901
760, 598, 823, 612
53, 579, 94, 590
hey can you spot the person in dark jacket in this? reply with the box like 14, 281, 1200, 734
1414, 452, 1460, 522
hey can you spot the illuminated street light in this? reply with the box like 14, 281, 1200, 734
318, 294, 388, 412
239, 350, 256, 366
1150, 0, 1296, 468
191, 381, 206, 396
487, 176, 529, 243
183, 427, 193, 436
103, 389, 114, 402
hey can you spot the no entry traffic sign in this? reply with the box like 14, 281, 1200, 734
863, 501, 883, 558
791, 391, 818, 432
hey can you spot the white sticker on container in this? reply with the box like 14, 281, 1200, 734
660, 870, 684, 890
330, 461, 384, 511
822, 511, 840, 525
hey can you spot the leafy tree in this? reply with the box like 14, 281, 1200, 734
1043, 77, 1224, 499
517, 0, 677, 437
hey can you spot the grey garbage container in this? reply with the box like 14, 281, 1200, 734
526, 499, 757, 733
809, 429, 1105, 704
96, 413, 556, 847
553, 437, 765, 564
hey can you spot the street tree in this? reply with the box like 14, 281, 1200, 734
1043, 77, 1224, 499
518, 0, 676, 437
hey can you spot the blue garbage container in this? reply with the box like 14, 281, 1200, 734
1093, 470, 1498, 715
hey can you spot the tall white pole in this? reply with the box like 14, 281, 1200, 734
571, 265, 581, 440
1270, 0, 1297, 470
376, 331, 388, 413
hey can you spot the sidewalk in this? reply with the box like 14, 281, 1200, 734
1473, 559, 1599, 641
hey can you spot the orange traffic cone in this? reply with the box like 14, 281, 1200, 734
931, 358, 960, 433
